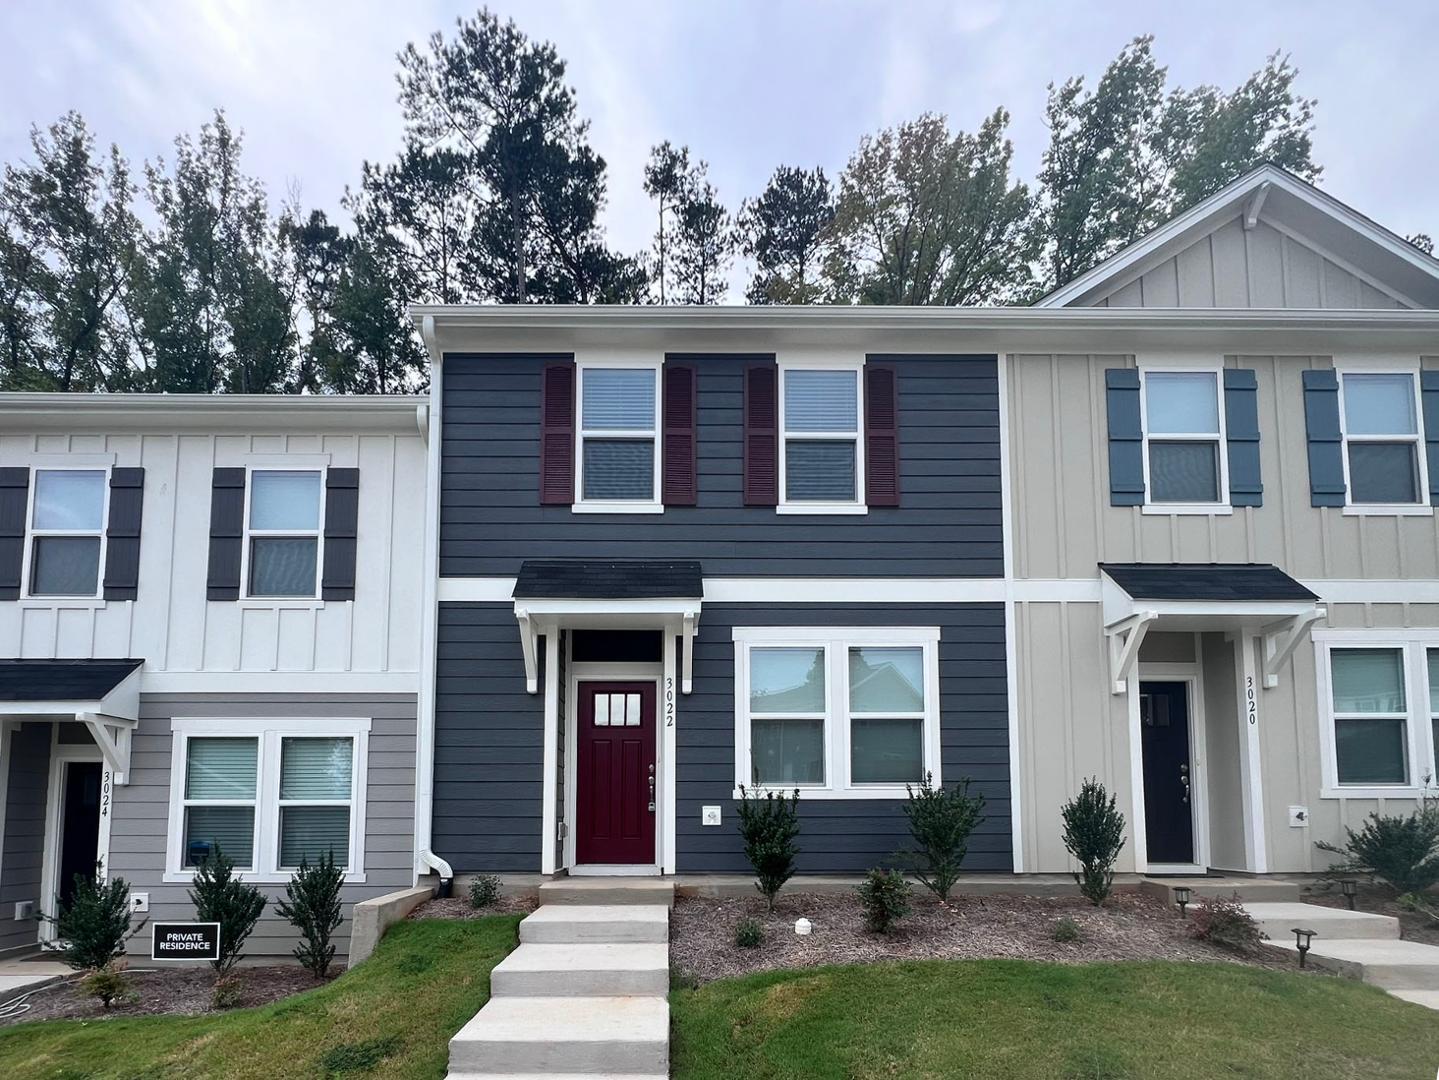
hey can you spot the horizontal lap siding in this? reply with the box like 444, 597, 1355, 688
440, 354, 1003, 576
109, 693, 416, 960
0, 723, 50, 953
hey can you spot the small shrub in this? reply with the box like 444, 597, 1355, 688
1062, 778, 1127, 906
320, 1035, 403, 1073
1316, 804, 1439, 894
51, 867, 135, 972
857, 868, 912, 934
669, 962, 700, 991
736, 786, 801, 912
188, 845, 266, 975
1190, 893, 1263, 952
81, 961, 132, 1008
734, 917, 764, 948
1051, 916, 1083, 944
211, 972, 245, 1010
468, 874, 502, 909
901, 773, 985, 902
275, 851, 344, 978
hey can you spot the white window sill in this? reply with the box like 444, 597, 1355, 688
1140, 504, 1234, 516
1320, 786, 1427, 800
18, 597, 109, 608
571, 501, 664, 515
732, 784, 924, 801
163, 870, 366, 885
776, 503, 869, 516
1340, 505, 1434, 517
232, 599, 327, 610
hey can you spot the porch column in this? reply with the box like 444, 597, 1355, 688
1233, 634, 1269, 873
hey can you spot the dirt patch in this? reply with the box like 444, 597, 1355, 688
408, 893, 539, 921
0, 964, 326, 1027
1303, 881, 1439, 945
670, 890, 1304, 984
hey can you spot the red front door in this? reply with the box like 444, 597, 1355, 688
576, 681, 657, 865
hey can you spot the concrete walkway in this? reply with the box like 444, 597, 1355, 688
448, 880, 673, 1079
1245, 900, 1439, 1011
0, 956, 69, 999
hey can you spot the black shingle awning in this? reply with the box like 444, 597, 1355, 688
0, 658, 144, 702
1100, 563, 1317, 603
513, 560, 703, 600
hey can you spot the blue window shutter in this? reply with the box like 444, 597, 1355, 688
1301, 369, 1345, 507
1422, 371, 1439, 506
1223, 369, 1262, 507
1105, 369, 1144, 506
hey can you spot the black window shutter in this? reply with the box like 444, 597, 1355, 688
0, 467, 29, 600
1223, 369, 1262, 507
864, 364, 900, 507
102, 467, 145, 600
207, 467, 246, 600
322, 468, 359, 600
662, 364, 698, 506
1422, 371, 1439, 506
1105, 369, 1144, 506
743, 363, 779, 506
1301, 369, 1346, 507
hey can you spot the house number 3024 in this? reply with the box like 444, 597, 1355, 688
1246, 675, 1258, 726
665, 677, 675, 728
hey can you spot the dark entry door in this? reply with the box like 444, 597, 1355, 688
58, 761, 103, 908
577, 682, 656, 865
1140, 681, 1196, 865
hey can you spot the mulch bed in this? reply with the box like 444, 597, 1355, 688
1303, 881, 1439, 945
670, 890, 1303, 984
408, 893, 539, 920
0, 965, 326, 1027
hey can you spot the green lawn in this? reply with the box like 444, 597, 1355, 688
0, 916, 520, 1080
671, 958, 1439, 1080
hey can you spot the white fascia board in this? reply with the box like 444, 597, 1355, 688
0, 393, 427, 435
139, 671, 419, 694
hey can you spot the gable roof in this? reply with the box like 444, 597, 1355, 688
1036, 165, 1439, 310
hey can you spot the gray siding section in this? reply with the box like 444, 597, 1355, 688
433, 601, 1011, 874
110, 693, 417, 961
440, 353, 1003, 577
0, 723, 50, 953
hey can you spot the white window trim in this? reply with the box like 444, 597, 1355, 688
777, 356, 867, 515
239, 467, 326, 601
1138, 364, 1231, 515
20, 466, 110, 601
1313, 633, 1432, 799
1337, 366, 1431, 516
732, 625, 941, 799
164, 717, 370, 884
573, 357, 663, 515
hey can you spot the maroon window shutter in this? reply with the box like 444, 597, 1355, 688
662, 363, 698, 506
540, 362, 576, 505
865, 364, 900, 507
743, 363, 779, 506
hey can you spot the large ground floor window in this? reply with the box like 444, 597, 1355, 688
733, 626, 941, 798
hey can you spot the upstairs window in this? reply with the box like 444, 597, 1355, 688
1340, 372, 1424, 506
246, 471, 322, 598
576, 364, 660, 511
27, 469, 107, 597
780, 365, 863, 511
1142, 371, 1226, 506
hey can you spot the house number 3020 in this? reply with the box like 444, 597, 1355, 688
1246, 675, 1258, 726
665, 677, 675, 728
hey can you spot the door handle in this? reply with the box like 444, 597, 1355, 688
648, 764, 656, 812
1179, 766, 1190, 805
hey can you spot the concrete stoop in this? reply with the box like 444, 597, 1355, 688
1244, 900, 1439, 1011
447, 889, 673, 1078
1141, 876, 1309, 906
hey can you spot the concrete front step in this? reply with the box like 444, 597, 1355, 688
1140, 877, 1308, 905
1271, 938, 1439, 990
1390, 989, 1439, 1010
1243, 902, 1399, 942
448, 995, 668, 1075
539, 879, 675, 908
519, 904, 669, 945
449, 1075, 666, 1079
490, 942, 669, 997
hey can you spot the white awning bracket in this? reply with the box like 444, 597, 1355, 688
681, 612, 697, 695
1106, 610, 1158, 695
80, 710, 137, 786
1262, 606, 1325, 688
512, 599, 702, 696
516, 608, 539, 694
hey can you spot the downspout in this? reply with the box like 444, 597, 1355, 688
414, 315, 453, 892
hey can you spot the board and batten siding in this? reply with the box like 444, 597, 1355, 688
433, 601, 1011, 874
107, 693, 417, 959
0, 722, 50, 954
0, 431, 424, 675
1088, 217, 1412, 309
1009, 352, 1439, 581
439, 353, 1003, 577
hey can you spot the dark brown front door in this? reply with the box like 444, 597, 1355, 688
576, 681, 656, 865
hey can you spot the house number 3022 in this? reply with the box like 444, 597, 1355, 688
665, 677, 676, 728
1246, 675, 1258, 726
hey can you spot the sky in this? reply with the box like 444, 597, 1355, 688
2, 0, 1436, 282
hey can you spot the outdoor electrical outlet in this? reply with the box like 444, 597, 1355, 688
701, 805, 722, 826
13, 901, 34, 921
129, 892, 150, 913
1288, 806, 1309, 827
